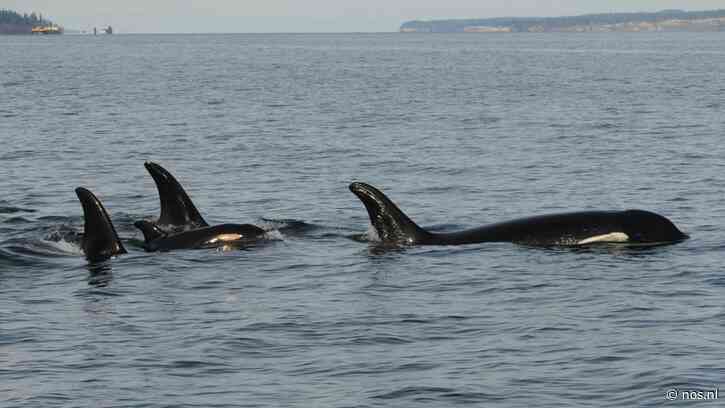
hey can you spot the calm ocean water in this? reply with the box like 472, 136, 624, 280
1, 33, 725, 407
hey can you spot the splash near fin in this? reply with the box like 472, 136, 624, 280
144, 162, 208, 229
75, 187, 127, 262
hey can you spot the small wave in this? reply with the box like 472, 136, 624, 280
258, 218, 296, 230
264, 230, 285, 241
259, 218, 319, 233
38, 215, 78, 223
44, 225, 83, 244
0, 247, 30, 266
350, 335, 413, 345
347, 233, 370, 243
2, 216, 32, 225
1, 222, 84, 259
40, 239, 84, 256
0, 206, 37, 214
3, 238, 82, 258
372, 386, 501, 403
221, 336, 278, 349
591, 122, 620, 130
170, 359, 228, 369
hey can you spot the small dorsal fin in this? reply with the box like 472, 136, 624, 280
144, 162, 208, 229
75, 187, 127, 262
133, 220, 167, 244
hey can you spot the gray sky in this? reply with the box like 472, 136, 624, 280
1, 0, 723, 33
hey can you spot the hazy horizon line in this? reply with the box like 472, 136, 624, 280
22, 7, 725, 34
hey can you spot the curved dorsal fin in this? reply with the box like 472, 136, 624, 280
133, 220, 167, 245
349, 182, 431, 245
75, 187, 127, 262
144, 162, 208, 229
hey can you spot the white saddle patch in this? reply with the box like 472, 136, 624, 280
577, 232, 629, 245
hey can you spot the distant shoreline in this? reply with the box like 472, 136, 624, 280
401, 9, 725, 33
0, 9, 58, 34
6, 31, 725, 36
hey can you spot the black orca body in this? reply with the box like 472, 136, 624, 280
349, 182, 688, 246
75, 187, 127, 261
137, 162, 268, 251
134, 162, 266, 252
134, 220, 266, 252
144, 161, 208, 231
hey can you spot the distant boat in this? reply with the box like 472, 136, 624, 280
94, 26, 113, 35
31, 25, 63, 35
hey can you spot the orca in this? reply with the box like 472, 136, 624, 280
143, 161, 208, 231
136, 162, 270, 252
349, 182, 688, 246
75, 187, 127, 261
134, 220, 266, 252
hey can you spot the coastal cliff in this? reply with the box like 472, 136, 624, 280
400, 9, 725, 33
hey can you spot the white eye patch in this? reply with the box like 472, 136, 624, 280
208, 233, 243, 244
577, 232, 629, 245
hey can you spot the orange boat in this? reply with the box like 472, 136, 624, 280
31, 25, 63, 34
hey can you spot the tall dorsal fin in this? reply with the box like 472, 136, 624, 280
75, 187, 127, 262
349, 182, 432, 245
144, 162, 208, 229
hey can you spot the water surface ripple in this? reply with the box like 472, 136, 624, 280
1, 33, 724, 407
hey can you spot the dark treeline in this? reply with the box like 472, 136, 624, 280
0, 9, 53, 34
401, 9, 725, 32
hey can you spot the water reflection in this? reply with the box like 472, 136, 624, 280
87, 261, 113, 287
